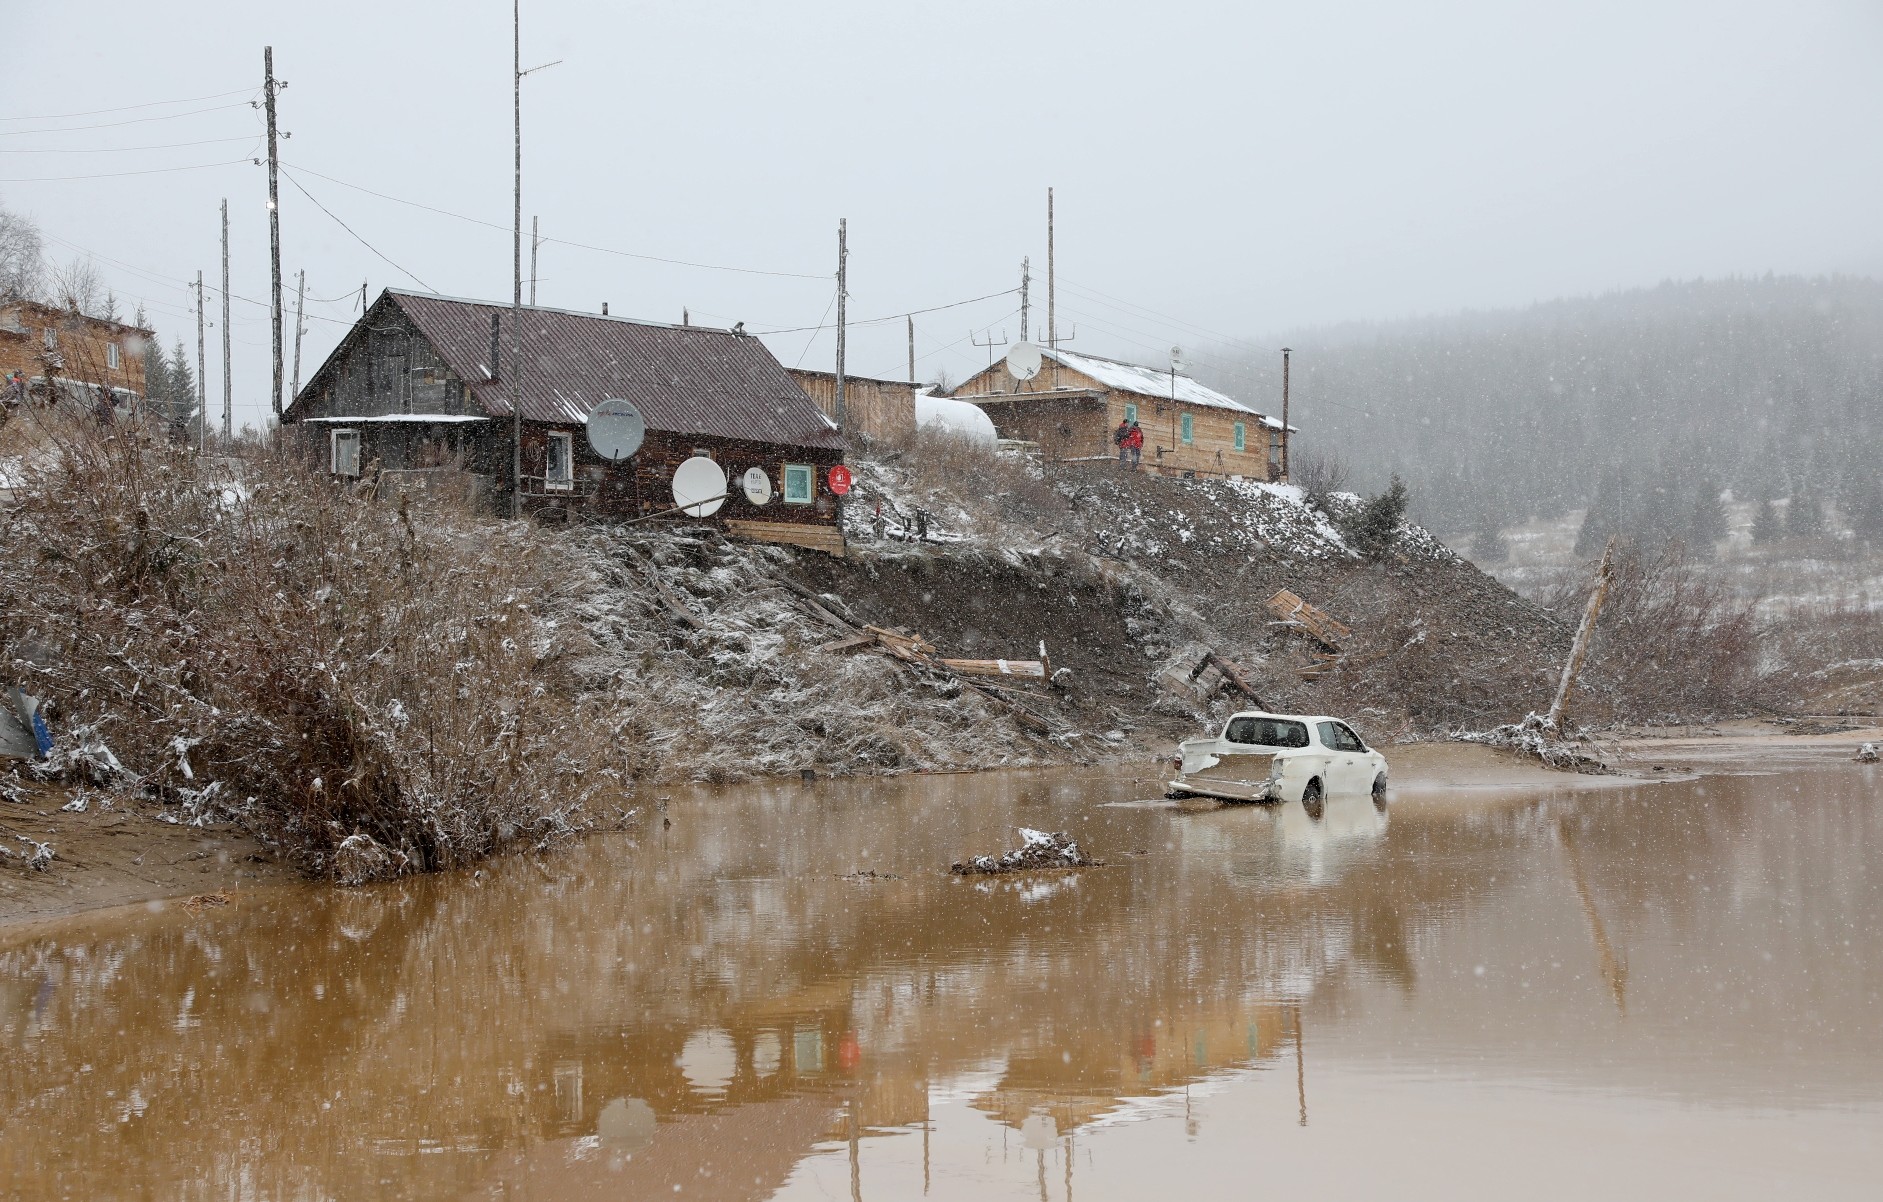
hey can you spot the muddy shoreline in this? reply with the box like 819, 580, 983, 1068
3, 721, 1876, 936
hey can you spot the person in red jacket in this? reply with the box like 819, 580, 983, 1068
1122, 420, 1144, 468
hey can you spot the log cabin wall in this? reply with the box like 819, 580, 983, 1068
1113, 392, 1276, 480
290, 302, 471, 420
517, 425, 845, 527
786, 369, 916, 442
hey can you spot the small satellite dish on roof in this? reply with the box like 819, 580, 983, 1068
672, 456, 727, 517
1005, 341, 1042, 382
741, 466, 772, 506
586, 398, 645, 462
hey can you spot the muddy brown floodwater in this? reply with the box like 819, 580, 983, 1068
3, 761, 1882, 1200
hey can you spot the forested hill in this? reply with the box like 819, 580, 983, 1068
1208, 276, 1883, 551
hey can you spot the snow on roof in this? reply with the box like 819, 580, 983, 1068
1046, 348, 1278, 423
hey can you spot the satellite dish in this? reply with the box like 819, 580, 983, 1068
741, 466, 772, 505
586, 398, 645, 461
672, 455, 727, 517
1005, 341, 1042, 382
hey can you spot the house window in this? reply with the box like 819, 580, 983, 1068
1180, 413, 1193, 445
331, 429, 361, 477
106, 341, 121, 370
1123, 402, 1137, 424
782, 463, 814, 505
1234, 421, 1246, 452
545, 432, 574, 492
42, 327, 56, 349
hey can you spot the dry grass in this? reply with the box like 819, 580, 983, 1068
0, 406, 625, 882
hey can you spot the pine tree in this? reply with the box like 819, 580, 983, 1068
1752, 495, 1782, 544
1344, 476, 1410, 559
1687, 476, 1727, 555
1468, 503, 1510, 564
1789, 489, 1825, 539
1575, 470, 1621, 557
164, 337, 198, 442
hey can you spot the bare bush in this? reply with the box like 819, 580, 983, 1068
1540, 541, 1760, 721
1291, 449, 1349, 510
0, 409, 624, 879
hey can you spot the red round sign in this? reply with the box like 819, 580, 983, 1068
827, 465, 853, 496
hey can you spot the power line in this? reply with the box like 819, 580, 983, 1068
793, 288, 839, 368
753, 287, 1018, 336
280, 161, 828, 281
280, 171, 437, 293
1058, 276, 1255, 347
0, 101, 256, 137
0, 88, 256, 122
0, 153, 257, 183
0, 134, 257, 155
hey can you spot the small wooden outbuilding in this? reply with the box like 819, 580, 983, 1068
951, 347, 1289, 481
786, 369, 918, 443
284, 290, 848, 554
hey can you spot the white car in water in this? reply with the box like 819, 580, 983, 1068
1167, 711, 1388, 813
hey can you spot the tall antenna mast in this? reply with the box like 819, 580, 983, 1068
509, 0, 523, 518
194, 270, 206, 454
1280, 347, 1292, 481
1019, 257, 1030, 342
529, 215, 540, 305
220, 198, 232, 442
1047, 187, 1058, 389
834, 218, 848, 431
289, 268, 306, 402
264, 46, 284, 418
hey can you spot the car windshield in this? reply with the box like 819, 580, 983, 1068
1224, 716, 1309, 748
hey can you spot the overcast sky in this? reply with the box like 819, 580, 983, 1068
6, 0, 1882, 429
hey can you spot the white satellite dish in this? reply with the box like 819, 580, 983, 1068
1005, 341, 1042, 382
741, 466, 773, 505
586, 398, 645, 461
671, 455, 727, 517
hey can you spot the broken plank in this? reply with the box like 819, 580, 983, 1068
939, 658, 1048, 679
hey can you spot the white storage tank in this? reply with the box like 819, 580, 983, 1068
914, 388, 998, 446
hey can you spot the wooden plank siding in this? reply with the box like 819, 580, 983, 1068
0, 300, 151, 400
952, 358, 1280, 480
787, 369, 917, 442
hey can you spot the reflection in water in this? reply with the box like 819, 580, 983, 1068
2, 769, 1881, 1200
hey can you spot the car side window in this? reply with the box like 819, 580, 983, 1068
1226, 717, 1308, 747
1316, 722, 1341, 749
1226, 717, 1257, 744
1334, 723, 1368, 752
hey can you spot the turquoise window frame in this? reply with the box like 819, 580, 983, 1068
1180, 413, 1193, 445
782, 463, 814, 505
1123, 402, 1137, 424
1234, 421, 1246, 452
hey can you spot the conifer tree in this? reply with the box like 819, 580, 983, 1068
1343, 476, 1410, 559
1752, 495, 1782, 544
1575, 470, 1621, 557
1687, 476, 1727, 555
164, 337, 198, 442
1789, 489, 1825, 539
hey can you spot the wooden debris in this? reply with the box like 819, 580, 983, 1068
1267, 589, 1351, 650
938, 657, 1047, 680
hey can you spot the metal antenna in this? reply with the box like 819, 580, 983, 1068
1019, 256, 1030, 342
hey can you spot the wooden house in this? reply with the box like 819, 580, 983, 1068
786, 368, 917, 443
0, 299, 150, 407
283, 290, 848, 554
950, 347, 1289, 481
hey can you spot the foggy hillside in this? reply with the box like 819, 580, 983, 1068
1210, 276, 1883, 552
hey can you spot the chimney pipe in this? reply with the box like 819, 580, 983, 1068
488, 312, 500, 380
602, 302, 609, 316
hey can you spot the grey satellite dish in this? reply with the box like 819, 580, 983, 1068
586, 398, 645, 461
1005, 341, 1042, 382
741, 466, 773, 505
672, 455, 727, 517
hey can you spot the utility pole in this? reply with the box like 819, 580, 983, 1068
834, 217, 848, 431
263, 46, 284, 418
194, 271, 206, 455
509, 0, 523, 518
906, 314, 915, 383
1280, 347, 1292, 481
1046, 187, 1056, 387
529, 214, 540, 305
289, 268, 306, 401
1019, 256, 1030, 342
220, 198, 232, 443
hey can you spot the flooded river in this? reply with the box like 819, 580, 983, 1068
4, 763, 1881, 1200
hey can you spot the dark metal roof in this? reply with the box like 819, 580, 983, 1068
386, 290, 843, 450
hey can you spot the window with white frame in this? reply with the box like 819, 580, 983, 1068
106, 341, 121, 370
545, 431, 574, 492
331, 429, 361, 477
782, 463, 814, 505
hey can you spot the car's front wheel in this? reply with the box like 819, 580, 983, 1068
1372, 773, 1388, 809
